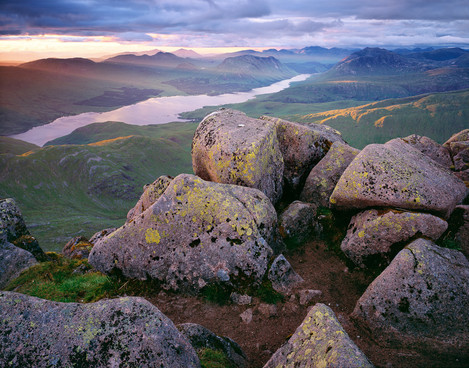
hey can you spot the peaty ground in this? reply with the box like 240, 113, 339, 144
148, 240, 466, 368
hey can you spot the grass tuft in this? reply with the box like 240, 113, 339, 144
198, 348, 234, 368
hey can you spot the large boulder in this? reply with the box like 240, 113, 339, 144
278, 201, 320, 246
0, 198, 46, 261
300, 141, 360, 207
192, 109, 284, 204
127, 175, 173, 222
89, 174, 277, 292
400, 134, 452, 168
264, 303, 374, 368
0, 291, 200, 367
352, 239, 469, 355
260, 116, 345, 193
443, 129, 469, 149
178, 323, 247, 368
330, 139, 468, 218
0, 242, 37, 289
341, 209, 448, 268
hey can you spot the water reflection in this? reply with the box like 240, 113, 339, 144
12, 74, 310, 146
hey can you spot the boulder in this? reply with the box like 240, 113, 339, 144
0, 242, 37, 289
0, 198, 29, 243
0, 198, 46, 261
264, 303, 374, 368
278, 201, 320, 246
62, 236, 93, 260
330, 139, 468, 218
127, 175, 173, 222
352, 239, 469, 355
443, 129, 469, 148
400, 134, 452, 168
442, 205, 469, 259
89, 174, 276, 292
268, 254, 304, 295
453, 146, 469, 172
0, 291, 200, 367
260, 116, 345, 193
192, 109, 284, 204
341, 209, 448, 268
178, 323, 247, 368
300, 141, 360, 207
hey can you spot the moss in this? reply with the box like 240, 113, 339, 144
198, 348, 235, 368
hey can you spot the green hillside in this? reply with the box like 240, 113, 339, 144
0, 136, 40, 155
295, 89, 469, 148
0, 122, 196, 252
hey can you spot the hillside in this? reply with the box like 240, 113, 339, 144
1, 53, 300, 136
0, 136, 40, 155
295, 89, 469, 148
0, 122, 196, 251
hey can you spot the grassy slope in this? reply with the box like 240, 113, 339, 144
0, 136, 40, 155
0, 122, 196, 252
295, 89, 469, 148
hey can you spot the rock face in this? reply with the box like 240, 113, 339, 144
352, 239, 469, 355
400, 134, 452, 168
0, 242, 37, 289
330, 139, 468, 218
0, 198, 46, 261
341, 209, 448, 268
0, 291, 200, 367
300, 141, 360, 207
178, 323, 247, 368
89, 174, 276, 292
453, 205, 469, 259
192, 109, 284, 204
268, 254, 304, 295
127, 175, 173, 222
264, 303, 373, 368
443, 129, 469, 148
260, 116, 345, 192
62, 236, 93, 259
278, 201, 319, 246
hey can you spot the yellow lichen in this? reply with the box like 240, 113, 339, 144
145, 228, 161, 244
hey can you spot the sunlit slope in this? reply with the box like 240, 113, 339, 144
0, 123, 195, 251
295, 89, 469, 148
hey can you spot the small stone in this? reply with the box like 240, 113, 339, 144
230, 293, 252, 305
257, 303, 277, 318
240, 308, 253, 324
298, 289, 323, 305
268, 254, 304, 295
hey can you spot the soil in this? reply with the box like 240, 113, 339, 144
147, 240, 466, 368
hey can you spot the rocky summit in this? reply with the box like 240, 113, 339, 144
3, 107, 469, 368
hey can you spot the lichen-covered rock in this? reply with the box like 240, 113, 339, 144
443, 129, 469, 148
352, 239, 469, 355
89, 227, 117, 244
300, 142, 360, 207
268, 254, 304, 295
178, 323, 247, 368
330, 139, 468, 218
453, 146, 469, 172
0, 198, 28, 243
400, 134, 452, 168
192, 109, 284, 204
127, 175, 173, 222
0, 291, 200, 367
62, 236, 94, 260
0, 242, 37, 289
341, 209, 448, 268
260, 116, 345, 193
278, 201, 319, 246
264, 303, 374, 368
0, 198, 46, 261
89, 174, 276, 292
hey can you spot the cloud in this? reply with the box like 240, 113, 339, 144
0, 0, 468, 49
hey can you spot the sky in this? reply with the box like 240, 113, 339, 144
1, 0, 469, 62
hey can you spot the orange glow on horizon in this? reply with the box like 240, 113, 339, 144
0, 33, 275, 63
